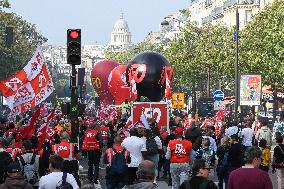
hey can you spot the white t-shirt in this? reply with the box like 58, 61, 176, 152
241, 128, 254, 147
141, 136, 163, 152
122, 136, 144, 167
39, 172, 79, 189
225, 126, 239, 138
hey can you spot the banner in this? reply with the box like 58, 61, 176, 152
240, 75, 261, 106
0, 47, 54, 114
37, 105, 56, 150
132, 102, 168, 130
21, 106, 41, 139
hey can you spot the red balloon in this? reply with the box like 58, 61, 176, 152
108, 65, 130, 105
91, 60, 119, 105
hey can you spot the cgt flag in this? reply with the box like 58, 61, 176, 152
0, 47, 54, 115
129, 69, 138, 100
164, 72, 171, 100
37, 105, 57, 150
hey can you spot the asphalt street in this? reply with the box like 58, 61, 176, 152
78, 157, 278, 189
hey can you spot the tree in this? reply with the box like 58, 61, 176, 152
240, 0, 284, 119
0, 0, 10, 11
103, 47, 133, 64
0, 9, 47, 81
103, 41, 164, 64
165, 23, 235, 95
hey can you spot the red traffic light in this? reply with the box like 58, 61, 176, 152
69, 30, 79, 39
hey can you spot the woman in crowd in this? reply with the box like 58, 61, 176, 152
216, 136, 230, 189
259, 139, 270, 172
179, 159, 218, 189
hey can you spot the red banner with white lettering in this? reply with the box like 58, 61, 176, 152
0, 47, 54, 115
132, 102, 168, 130
37, 105, 57, 150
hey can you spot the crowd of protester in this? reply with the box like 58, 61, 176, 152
0, 104, 284, 189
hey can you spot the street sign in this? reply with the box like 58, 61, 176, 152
172, 92, 184, 109
213, 90, 224, 101
214, 101, 225, 110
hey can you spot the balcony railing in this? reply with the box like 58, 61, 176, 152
211, 6, 224, 19
205, 0, 213, 7
223, 0, 260, 9
223, 0, 237, 9
202, 15, 213, 24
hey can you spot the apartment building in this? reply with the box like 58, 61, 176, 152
189, 0, 275, 29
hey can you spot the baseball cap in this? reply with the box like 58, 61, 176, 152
7, 161, 21, 173
175, 127, 183, 135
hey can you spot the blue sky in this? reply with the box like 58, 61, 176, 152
8, 0, 189, 46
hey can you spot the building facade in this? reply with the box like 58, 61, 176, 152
144, 10, 189, 44
189, 0, 275, 29
108, 13, 132, 51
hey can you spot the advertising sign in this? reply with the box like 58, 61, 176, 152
240, 75, 261, 106
132, 102, 168, 130
172, 92, 185, 109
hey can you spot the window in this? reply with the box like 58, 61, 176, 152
245, 10, 252, 25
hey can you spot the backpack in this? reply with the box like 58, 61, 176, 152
56, 172, 73, 189
146, 137, 159, 155
108, 147, 127, 176
19, 154, 38, 185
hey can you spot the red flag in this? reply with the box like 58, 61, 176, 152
164, 71, 171, 100
37, 105, 56, 150
0, 47, 54, 115
21, 106, 41, 139
129, 70, 137, 100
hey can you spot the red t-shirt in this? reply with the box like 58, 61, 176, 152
228, 168, 273, 189
169, 139, 192, 163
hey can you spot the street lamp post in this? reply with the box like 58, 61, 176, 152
234, 8, 239, 122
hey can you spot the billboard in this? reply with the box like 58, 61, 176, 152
132, 102, 169, 130
240, 75, 261, 106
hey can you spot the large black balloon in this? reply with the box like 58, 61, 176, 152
126, 51, 170, 102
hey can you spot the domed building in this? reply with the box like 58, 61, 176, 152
109, 13, 132, 50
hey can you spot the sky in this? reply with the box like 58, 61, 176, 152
7, 0, 189, 46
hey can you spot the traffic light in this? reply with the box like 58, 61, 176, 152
5, 26, 13, 47
67, 29, 81, 65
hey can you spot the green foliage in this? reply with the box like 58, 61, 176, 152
0, 12, 47, 81
165, 23, 235, 96
103, 48, 133, 64
0, 0, 10, 11
240, 0, 284, 91
103, 41, 164, 64
164, 0, 284, 97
